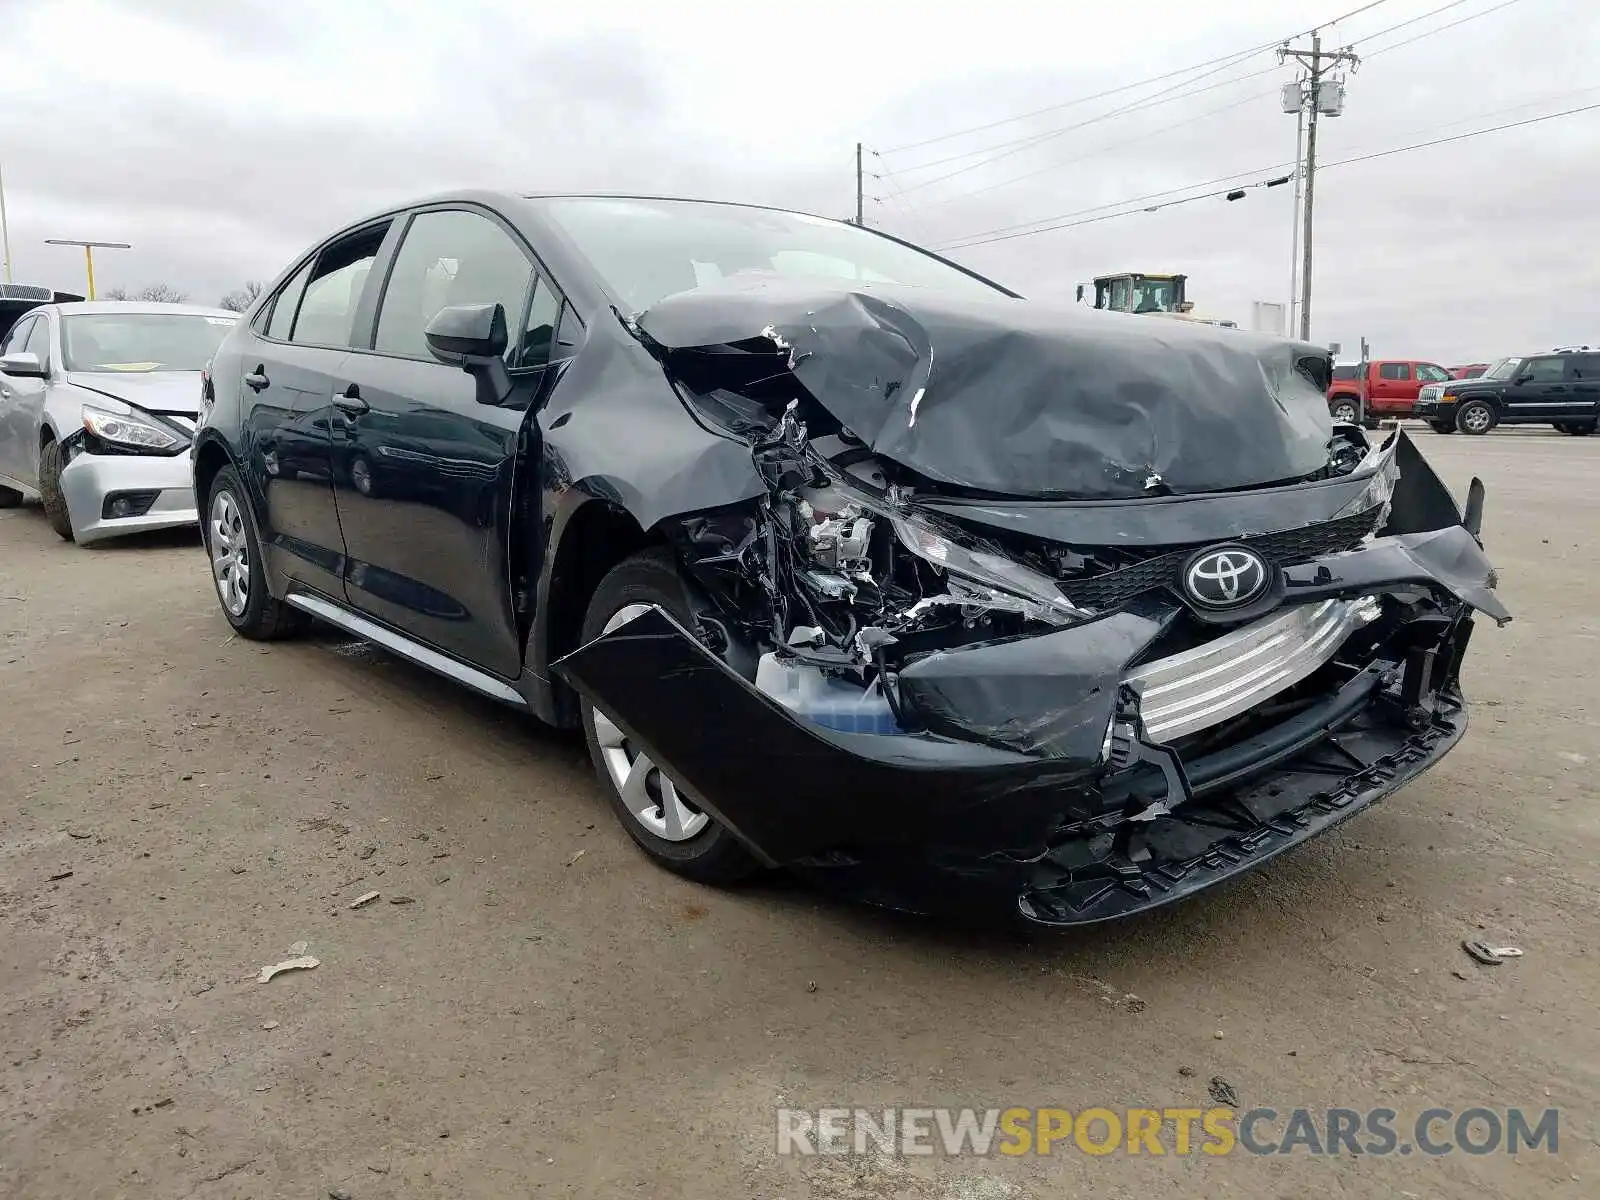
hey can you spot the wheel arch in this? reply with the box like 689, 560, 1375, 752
191, 435, 237, 519
527, 492, 658, 727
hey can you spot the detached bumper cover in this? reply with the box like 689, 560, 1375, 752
59, 451, 197, 544
555, 599, 1475, 926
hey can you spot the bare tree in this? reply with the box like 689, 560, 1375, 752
133, 283, 190, 304
218, 280, 264, 313
102, 286, 130, 300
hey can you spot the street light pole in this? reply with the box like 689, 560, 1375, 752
44, 238, 131, 300
0, 162, 12, 283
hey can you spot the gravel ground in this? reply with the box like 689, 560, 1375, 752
1, 428, 1595, 1199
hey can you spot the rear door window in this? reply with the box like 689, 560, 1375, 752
1378, 362, 1410, 380
1570, 354, 1600, 381
290, 224, 389, 348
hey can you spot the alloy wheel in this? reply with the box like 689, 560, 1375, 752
1461, 404, 1492, 434
590, 602, 709, 842
209, 489, 250, 616
1332, 402, 1358, 424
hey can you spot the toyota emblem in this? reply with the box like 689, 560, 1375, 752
1182, 546, 1270, 609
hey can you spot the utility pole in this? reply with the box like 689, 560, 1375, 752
1280, 34, 1357, 341
44, 238, 131, 300
1286, 98, 1305, 336
855, 142, 864, 227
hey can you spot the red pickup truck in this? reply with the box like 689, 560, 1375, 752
1327, 360, 1454, 424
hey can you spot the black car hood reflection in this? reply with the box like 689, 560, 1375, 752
633, 276, 1335, 500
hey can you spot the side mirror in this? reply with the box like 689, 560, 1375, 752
0, 351, 45, 379
1075, 284, 1085, 303
425, 303, 511, 406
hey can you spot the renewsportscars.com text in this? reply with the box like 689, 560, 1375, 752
775, 1106, 1560, 1158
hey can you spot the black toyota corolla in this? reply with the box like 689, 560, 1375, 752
192, 191, 1509, 925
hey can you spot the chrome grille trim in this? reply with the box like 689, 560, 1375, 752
1127, 598, 1375, 743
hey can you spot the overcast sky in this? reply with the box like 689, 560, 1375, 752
2, 0, 1591, 362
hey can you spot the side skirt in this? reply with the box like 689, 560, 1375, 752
284, 591, 529, 710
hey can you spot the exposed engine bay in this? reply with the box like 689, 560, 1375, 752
553, 278, 1509, 925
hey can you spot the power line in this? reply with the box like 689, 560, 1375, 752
916, 88, 1279, 207
938, 163, 1296, 249
889, 61, 1284, 195
876, 0, 1400, 157
1360, 0, 1527, 58
1323, 98, 1600, 167
939, 98, 1599, 251
1340, 0, 1477, 48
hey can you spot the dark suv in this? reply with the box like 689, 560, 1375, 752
1415, 349, 1600, 435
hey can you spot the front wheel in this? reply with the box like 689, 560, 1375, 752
1429, 421, 1456, 434
1330, 399, 1360, 425
579, 548, 758, 885
37, 440, 74, 541
1568, 420, 1596, 437
204, 467, 306, 639
1456, 400, 1497, 435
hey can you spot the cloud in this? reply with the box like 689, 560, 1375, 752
1, 0, 1590, 356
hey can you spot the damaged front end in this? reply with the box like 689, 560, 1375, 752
555, 284, 1508, 926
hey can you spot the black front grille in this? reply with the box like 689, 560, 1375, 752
1059, 507, 1382, 610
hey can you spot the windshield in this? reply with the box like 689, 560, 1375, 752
1131, 278, 1178, 313
1480, 357, 1521, 381
534, 197, 1010, 312
62, 312, 235, 372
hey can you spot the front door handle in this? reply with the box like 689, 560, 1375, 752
244, 366, 270, 392
332, 384, 368, 416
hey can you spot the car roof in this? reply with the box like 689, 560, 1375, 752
51, 301, 239, 319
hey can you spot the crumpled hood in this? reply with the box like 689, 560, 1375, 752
634, 276, 1335, 501
66, 370, 202, 416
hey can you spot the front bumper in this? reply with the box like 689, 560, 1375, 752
1413, 396, 1457, 422
58, 450, 197, 545
556, 591, 1478, 927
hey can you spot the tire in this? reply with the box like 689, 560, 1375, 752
1554, 423, 1572, 435
0, 484, 22, 508
1455, 399, 1497, 436
37, 440, 74, 541
579, 548, 758, 885
1569, 421, 1596, 437
1329, 398, 1360, 425
1429, 421, 1456, 434
202, 466, 306, 639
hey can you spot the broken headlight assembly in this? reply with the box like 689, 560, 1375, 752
1332, 434, 1401, 520
888, 513, 1090, 627
81, 402, 183, 453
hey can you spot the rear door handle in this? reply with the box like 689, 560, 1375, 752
244, 366, 270, 392
332, 384, 368, 416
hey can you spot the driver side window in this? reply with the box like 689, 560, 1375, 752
1522, 357, 1565, 383
24, 319, 52, 372
1, 316, 34, 357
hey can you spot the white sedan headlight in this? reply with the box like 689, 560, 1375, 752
82, 404, 181, 451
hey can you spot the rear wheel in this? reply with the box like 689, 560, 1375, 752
1330, 398, 1360, 425
204, 466, 306, 639
1429, 421, 1456, 434
37, 440, 74, 541
1554, 423, 1572, 434
1456, 400, 1497, 435
1568, 420, 1596, 437
579, 548, 758, 884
